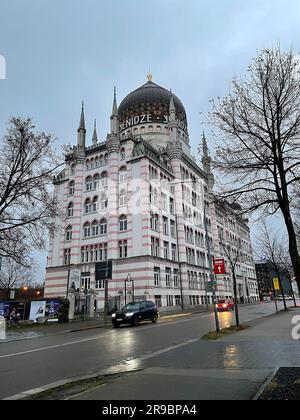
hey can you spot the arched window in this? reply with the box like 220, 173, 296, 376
95, 156, 99, 167
141, 126, 145, 134
67, 202, 74, 218
83, 222, 91, 238
120, 148, 126, 160
119, 189, 127, 206
119, 166, 127, 183
68, 181, 75, 196
85, 176, 93, 191
100, 218, 107, 235
119, 215, 127, 231
93, 173, 100, 189
101, 171, 108, 187
85, 159, 90, 170
156, 125, 162, 132
91, 220, 99, 237
101, 193, 108, 210
84, 198, 91, 214
92, 196, 98, 212
149, 125, 153, 132
104, 153, 108, 165
90, 158, 95, 169
99, 155, 103, 166
65, 225, 72, 241
70, 164, 76, 175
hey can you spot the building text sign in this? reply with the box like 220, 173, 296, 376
119, 113, 187, 133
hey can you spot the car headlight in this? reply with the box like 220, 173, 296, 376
112, 313, 116, 318
125, 312, 135, 318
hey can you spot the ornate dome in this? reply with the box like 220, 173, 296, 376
118, 77, 188, 133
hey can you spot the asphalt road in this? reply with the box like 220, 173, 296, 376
0, 300, 295, 400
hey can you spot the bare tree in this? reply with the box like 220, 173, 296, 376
219, 232, 241, 327
0, 117, 63, 264
0, 258, 33, 299
256, 223, 288, 310
209, 47, 300, 294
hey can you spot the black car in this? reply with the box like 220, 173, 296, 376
111, 301, 159, 328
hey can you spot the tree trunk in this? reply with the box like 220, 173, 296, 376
282, 208, 300, 296
232, 270, 240, 327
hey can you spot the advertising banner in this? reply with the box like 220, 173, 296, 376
70, 269, 81, 292
45, 300, 61, 323
29, 301, 46, 322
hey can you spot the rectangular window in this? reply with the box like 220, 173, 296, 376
150, 214, 159, 231
169, 198, 174, 214
151, 237, 160, 257
171, 244, 177, 261
119, 240, 128, 259
163, 241, 169, 260
166, 267, 171, 287
81, 277, 90, 291
96, 279, 105, 289
175, 295, 181, 306
154, 267, 160, 287
163, 216, 168, 235
173, 269, 179, 288
167, 295, 174, 306
170, 220, 176, 237
64, 249, 71, 265
155, 295, 162, 307
161, 193, 167, 211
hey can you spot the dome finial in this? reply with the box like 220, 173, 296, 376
147, 70, 153, 82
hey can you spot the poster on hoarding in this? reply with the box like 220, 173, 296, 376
29, 301, 46, 322
45, 300, 61, 323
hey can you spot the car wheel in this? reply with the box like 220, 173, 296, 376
132, 316, 139, 327
112, 322, 120, 328
152, 314, 158, 323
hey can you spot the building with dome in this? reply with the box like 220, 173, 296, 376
44, 75, 259, 313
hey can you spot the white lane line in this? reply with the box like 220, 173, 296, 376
64, 383, 108, 400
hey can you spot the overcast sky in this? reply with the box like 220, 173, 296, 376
0, 0, 299, 279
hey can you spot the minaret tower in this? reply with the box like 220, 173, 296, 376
77, 101, 86, 148
92, 119, 98, 146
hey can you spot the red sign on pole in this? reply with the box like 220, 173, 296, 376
213, 258, 225, 275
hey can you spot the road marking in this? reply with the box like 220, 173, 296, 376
64, 383, 108, 400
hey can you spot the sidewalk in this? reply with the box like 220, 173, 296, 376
69, 308, 300, 400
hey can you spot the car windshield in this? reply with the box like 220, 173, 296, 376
123, 303, 141, 311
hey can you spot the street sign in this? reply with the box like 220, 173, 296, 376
273, 277, 280, 291
213, 258, 225, 275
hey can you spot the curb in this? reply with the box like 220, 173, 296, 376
252, 366, 279, 400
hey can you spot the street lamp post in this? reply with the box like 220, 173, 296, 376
124, 274, 134, 306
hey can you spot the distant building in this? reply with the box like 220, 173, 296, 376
255, 261, 293, 299
45, 75, 259, 311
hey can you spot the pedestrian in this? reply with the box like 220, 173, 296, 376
9, 308, 16, 327
9, 308, 20, 327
